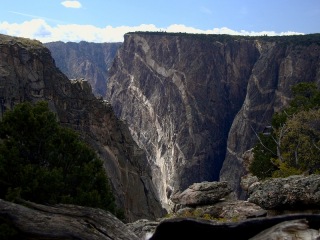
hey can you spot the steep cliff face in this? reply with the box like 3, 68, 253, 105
45, 41, 121, 97
107, 32, 320, 206
0, 34, 163, 221
220, 38, 320, 196
106, 33, 261, 207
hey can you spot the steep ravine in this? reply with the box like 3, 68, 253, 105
106, 33, 261, 207
220, 38, 320, 196
0, 34, 164, 222
106, 33, 320, 206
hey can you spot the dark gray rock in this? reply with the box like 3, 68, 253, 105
106, 32, 320, 207
106, 33, 260, 208
0, 33, 164, 221
0, 199, 139, 240
171, 181, 233, 206
220, 38, 320, 197
149, 214, 320, 240
126, 219, 159, 239
248, 174, 320, 209
45, 41, 121, 98
249, 219, 320, 240
173, 200, 266, 222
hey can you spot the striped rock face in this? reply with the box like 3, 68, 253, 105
107, 32, 320, 208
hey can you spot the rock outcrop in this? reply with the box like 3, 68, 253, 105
170, 181, 266, 222
248, 174, 320, 210
106, 32, 320, 204
45, 41, 121, 97
171, 181, 233, 206
0, 199, 139, 240
126, 219, 159, 239
220, 35, 320, 196
0, 34, 164, 221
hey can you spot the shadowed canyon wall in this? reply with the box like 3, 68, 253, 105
45, 41, 121, 98
42, 33, 320, 210
0, 34, 164, 221
106, 32, 320, 206
220, 36, 320, 196
106, 33, 261, 206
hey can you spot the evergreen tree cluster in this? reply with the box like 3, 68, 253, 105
0, 101, 118, 214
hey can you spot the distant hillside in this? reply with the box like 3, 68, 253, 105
45, 41, 121, 98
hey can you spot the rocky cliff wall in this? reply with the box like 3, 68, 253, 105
0, 34, 164, 221
220, 36, 320, 196
106, 33, 261, 207
106, 32, 320, 206
45, 41, 121, 98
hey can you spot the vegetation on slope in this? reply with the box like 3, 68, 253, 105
0, 101, 119, 215
250, 82, 320, 179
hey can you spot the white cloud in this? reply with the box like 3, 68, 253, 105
0, 19, 304, 43
61, 1, 82, 9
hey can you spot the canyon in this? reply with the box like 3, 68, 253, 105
1, 32, 320, 221
1, 31, 320, 240
106, 32, 320, 206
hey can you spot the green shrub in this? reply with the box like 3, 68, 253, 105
0, 101, 119, 217
250, 82, 320, 179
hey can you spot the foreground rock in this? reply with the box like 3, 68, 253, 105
250, 219, 320, 240
150, 214, 320, 240
170, 181, 266, 222
171, 181, 233, 206
0, 199, 139, 240
126, 219, 159, 239
248, 174, 320, 210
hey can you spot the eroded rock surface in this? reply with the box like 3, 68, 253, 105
171, 181, 233, 206
107, 32, 320, 206
248, 174, 320, 210
126, 219, 159, 239
107, 33, 260, 207
45, 41, 121, 97
0, 199, 139, 240
0, 34, 164, 221
220, 36, 320, 196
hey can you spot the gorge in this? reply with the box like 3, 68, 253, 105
106, 32, 320, 206
46, 32, 320, 210
1, 31, 320, 239
1, 32, 320, 220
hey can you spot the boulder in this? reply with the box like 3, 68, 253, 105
0, 199, 139, 240
248, 174, 320, 209
173, 200, 266, 222
241, 174, 259, 192
171, 181, 233, 206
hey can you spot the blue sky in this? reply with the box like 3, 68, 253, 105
0, 0, 319, 43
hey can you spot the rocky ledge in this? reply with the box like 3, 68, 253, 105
0, 199, 139, 240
